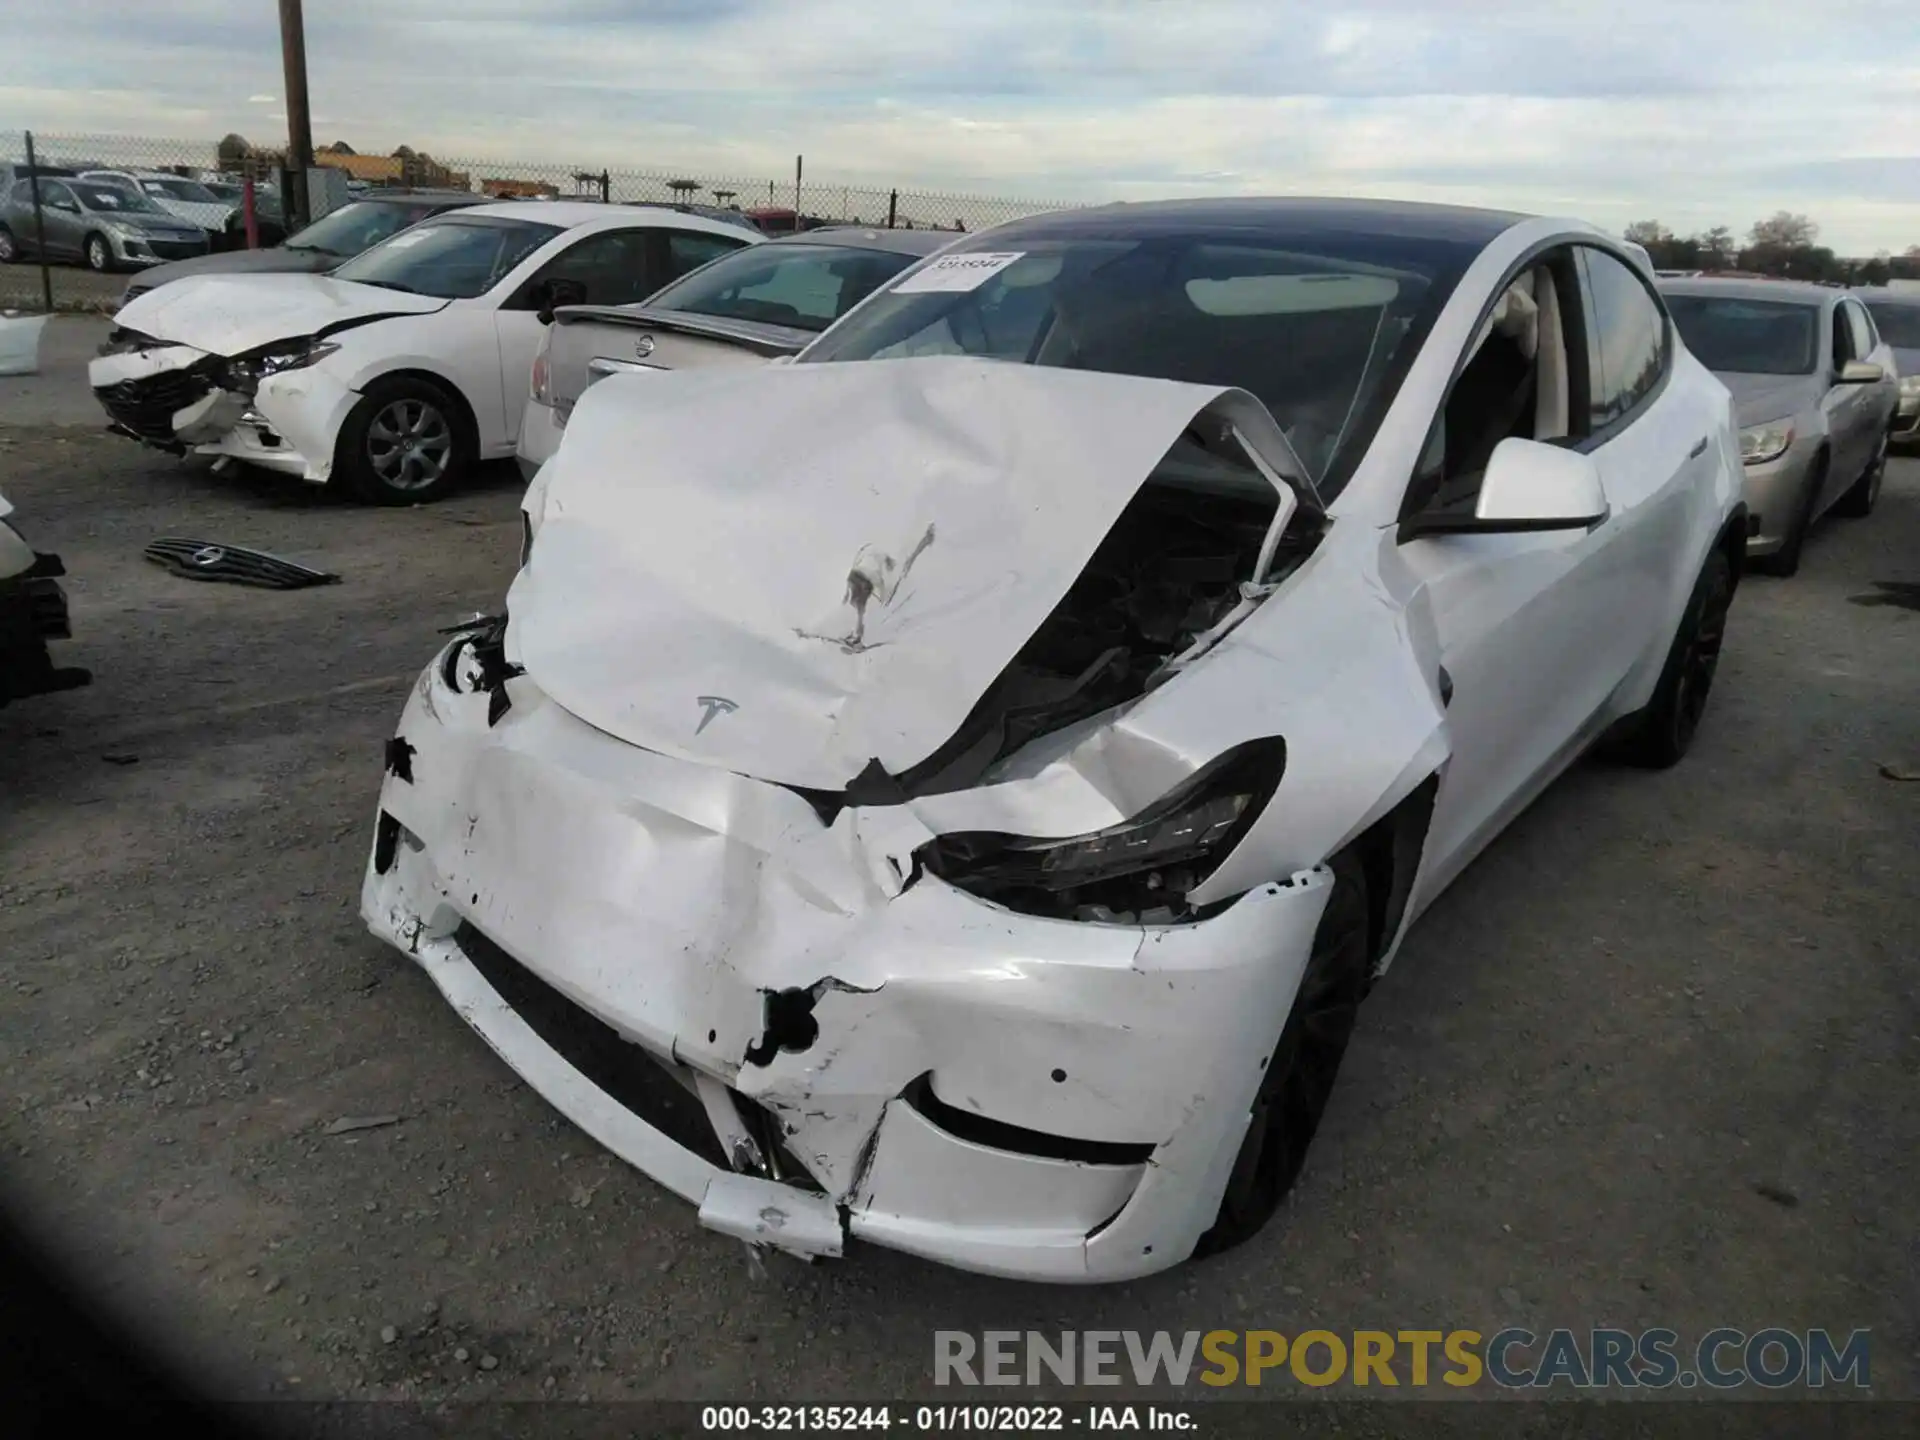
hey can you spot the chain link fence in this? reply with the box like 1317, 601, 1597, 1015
1, 130, 1082, 315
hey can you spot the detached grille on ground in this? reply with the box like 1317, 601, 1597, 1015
143, 538, 339, 590
95, 368, 215, 444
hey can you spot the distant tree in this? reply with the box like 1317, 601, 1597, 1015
1857, 253, 1892, 287
1750, 211, 1818, 249
323, 140, 357, 155
392, 145, 416, 160
1623, 220, 1672, 246
217, 133, 251, 164
1699, 226, 1736, 270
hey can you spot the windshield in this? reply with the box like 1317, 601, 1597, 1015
330, 217, 560, 298
1863, 300, 1920, 350
802, 232, 1455, 491
142, 177, 219, 204
1665, 295, 1818, 376
284, 200, 453, 257
647, 242, 918, 332
71, 181, 166, 215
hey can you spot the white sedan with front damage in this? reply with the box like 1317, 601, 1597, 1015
87, 202, 757, 505
362, 198, 1747, 1282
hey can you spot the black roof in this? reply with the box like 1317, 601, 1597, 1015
769, 225, 952, 256
987, 196, 1530, 248
351, 189, 482, 207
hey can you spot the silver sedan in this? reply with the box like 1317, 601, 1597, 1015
1660, 278, 1898, 576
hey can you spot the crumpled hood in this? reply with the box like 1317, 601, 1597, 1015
128, 245, 340, 295
1718, 370, 1820, 426
507, 356, 1290, 792
112, 272, 449, 357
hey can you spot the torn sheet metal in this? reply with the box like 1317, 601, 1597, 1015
108, 273, 447, 358
508, 356, 1305, 793
363, 657, 1336, 1278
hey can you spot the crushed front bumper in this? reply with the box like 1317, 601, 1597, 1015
89, 344, 358, 484
362, 649, 1332, 1281
0, 553, 91, 706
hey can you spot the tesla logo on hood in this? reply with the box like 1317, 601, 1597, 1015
694, 695, 738, 734
634, 335, 656, 358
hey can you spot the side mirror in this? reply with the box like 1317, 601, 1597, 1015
1403, 438, 1609, 538
534, 276, 589, 324
1836, 359, 1883, 385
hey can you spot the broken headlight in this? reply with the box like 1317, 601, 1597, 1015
224, 337, 340, 387
918, 738, 1286, 921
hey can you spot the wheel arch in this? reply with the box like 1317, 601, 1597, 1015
357, 368, 481, 454
1345, 770, 1441, 981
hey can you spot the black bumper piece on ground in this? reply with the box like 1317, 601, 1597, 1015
0, 553, 91, 707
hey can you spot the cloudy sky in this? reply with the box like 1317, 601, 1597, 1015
3, 0, 1918, 251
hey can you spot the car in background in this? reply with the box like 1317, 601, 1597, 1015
0, 489, 90, 708
79, 170, 235, 240
519, 225, 947, 475
196, 178, 290, 249
118, 189, 484, 304
372, 198, 1750, 1282
89, 202, 761, 505
1660, 277, 1898, 575
0, 161, 75, 200
0, 176, 210, 271
1852, 287, 1920, 448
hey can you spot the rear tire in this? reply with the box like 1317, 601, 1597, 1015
84, 233, 112, 273
1833, 436, 1885, 518
1748, 451, 1824, 578
1608, 548, 1734, 770
0, 226, 17, 264
1194, 850, 1372, 1258
334, 376, 472, 506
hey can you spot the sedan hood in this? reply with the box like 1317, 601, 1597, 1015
125, 245, 340, 297
112, 272, 449, 357
508, 356, 1298, 792
1717, 370, 1820, 425
153, 198, 235, 233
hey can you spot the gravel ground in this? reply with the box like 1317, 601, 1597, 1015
0, 410, 1915, 1411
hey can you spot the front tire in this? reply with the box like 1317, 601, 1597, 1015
1833, 436, 1885, 518
84, 233, 112, 273
1609, 547, 1734, 770
1749, 451, 1825, 578
0, 226, 18, 264
1194, 850, 1372, 1257
335, 377, 472, 506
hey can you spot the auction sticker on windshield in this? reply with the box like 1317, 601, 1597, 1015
891, 251, 1025, 294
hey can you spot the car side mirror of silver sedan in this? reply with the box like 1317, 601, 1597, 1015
1836, 360, 1883, 385
1402, 437, 1610, 539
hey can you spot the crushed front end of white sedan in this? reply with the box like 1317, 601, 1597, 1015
86, 274, 448, 484
363, 355, 1457, 1282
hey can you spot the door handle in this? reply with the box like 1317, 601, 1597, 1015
1688, 436, 1709, 458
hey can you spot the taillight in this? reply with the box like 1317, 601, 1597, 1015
530, 343, 550, 403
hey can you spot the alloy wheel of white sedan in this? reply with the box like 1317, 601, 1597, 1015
360, 197, 1750, 1283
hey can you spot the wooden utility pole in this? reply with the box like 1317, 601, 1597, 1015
278, 0, 315, 230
